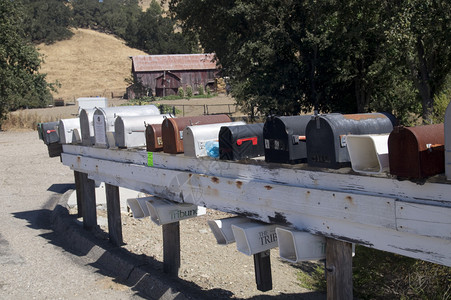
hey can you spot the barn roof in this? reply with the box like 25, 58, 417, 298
131, 53, 217, 72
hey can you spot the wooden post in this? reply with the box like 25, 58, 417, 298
74, 171, 83, 218
79, 172, 97, 230
326, 238, 353, 300
105, 183, 123, 246
162, 222, 181, 276
253, 250, 272, 292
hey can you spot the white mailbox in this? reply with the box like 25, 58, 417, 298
231, 222, 278, 255
208, 217, 253, 245
93, 105, 160, 148
276, 228, 326, 263
136, 196, 207, 225
79, 108, 96, 146
115, 114, 173, 148
346, 134, 390, 174
77, 97, 108, 113
183, 121, 246, 157
58, 118, 81, 144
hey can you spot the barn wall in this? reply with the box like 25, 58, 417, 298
131, 69, 218, 98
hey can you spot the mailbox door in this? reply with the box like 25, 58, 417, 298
219, 123, 264, 160
42, 122, 59, 145
146, 124, 163, 152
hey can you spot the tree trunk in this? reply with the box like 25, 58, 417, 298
408, 36, 433, 124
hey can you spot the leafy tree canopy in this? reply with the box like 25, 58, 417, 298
168, 0, 451, 123
0, 0, 55, 127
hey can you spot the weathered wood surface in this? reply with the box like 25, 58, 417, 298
326, 238, 353, 300
163, 222, 181, 276
74, 171, 83, 218
61, 145, 451, 266
105, 183, 123, 246
78, 172, 97, 230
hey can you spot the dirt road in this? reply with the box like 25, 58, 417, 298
0, 131, 141, 299
0, 123, 325, 299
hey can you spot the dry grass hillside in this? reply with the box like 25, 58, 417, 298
38, 28, 148, 103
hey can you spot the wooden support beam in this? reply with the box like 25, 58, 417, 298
105, 183, 123, 246
326, 238, 353, 300
79, 172, 97, 230
253, 250, 272, 292
74, 171, 83, 218
162, 222, 181, 276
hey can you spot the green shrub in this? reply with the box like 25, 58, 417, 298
198, 85, 204, 95
185, 85, 193, 98
206, 86, 211, 96
177, 87, 184, 98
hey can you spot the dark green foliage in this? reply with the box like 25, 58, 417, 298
125, 0, 196, 54
169, 0, 451, 122
0, 0, 55, 128
21, 0, 73, 44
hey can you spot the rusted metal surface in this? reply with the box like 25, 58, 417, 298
162, 115, 231, 154
219, 123, 265, 161
146, 124, 164, 152
306, 113, 396, 169
388, 124, 445, 179
263, 115, 311, 164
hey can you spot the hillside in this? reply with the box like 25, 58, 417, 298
37, 29, 148, 103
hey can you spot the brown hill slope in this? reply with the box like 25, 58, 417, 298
38, 29, 148, 103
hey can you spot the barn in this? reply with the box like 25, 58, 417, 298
127, 53, 218, 99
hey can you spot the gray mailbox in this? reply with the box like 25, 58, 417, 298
93, 105, 160, 148
115, 114, 173, 148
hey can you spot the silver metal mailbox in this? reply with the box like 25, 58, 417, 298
93, 105, 160, 148
58, 118, 81, 144
115, 114, 173, 148
79, 108, 96, 146
183, 121, 246, 157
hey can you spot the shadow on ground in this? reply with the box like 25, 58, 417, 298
13, 184, 326, 300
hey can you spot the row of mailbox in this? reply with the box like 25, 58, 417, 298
38, 103, 451, 180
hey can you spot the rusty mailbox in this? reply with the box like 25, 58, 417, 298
162, 115, 232, 154
115, 114, 172, 148
388, 124, 445, 179
219, 123, 265, 161
263, 115, 312, 164
146, 124, 164, 152
306, 113, 396, 169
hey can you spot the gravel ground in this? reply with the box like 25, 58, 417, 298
1, 101, 325, 299
83, 206, 325, 299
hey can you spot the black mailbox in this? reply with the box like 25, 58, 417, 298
263, 115, 311, 164
219, 123, 265, 160
41, 122, 60, 145
306, 113, 396, 169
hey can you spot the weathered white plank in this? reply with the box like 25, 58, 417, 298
61, 152, 451, 266
396, 202, 451, 239
62, 145, 451, 206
